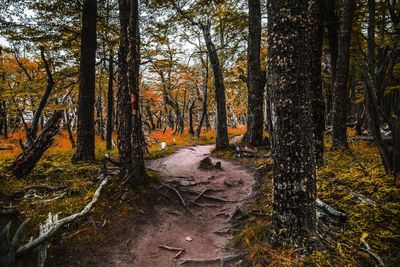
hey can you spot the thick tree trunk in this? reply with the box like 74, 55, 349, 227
332, 0, 355, 149
311, 1, 325, 166
126, 0, 146, 186
201, 24, 230, 150
267, 0, 317, 248
73, 0, 97, 162
117, 0, 134, 180
106, 50, 114, 150
245, 0, 264, 147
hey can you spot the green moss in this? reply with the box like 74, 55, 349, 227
234, 140, 400, 266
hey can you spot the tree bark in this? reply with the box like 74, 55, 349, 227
117, 0, 133, 180
106, 50, 114, 150
188, 100, 196, 136
73, 0, 97, 162
311, 1, 325, 166
332, 0, 355, 149
245, 0, 265, 147
201, 23, 230, 150
127, 0, 146, 186
8, 111, 63, 178
196, 59, 210, 137
267, 0, 317, 248
324, 0, 339, 122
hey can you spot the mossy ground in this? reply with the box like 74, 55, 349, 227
225, 130, 400, 266
0, 126, 245, 264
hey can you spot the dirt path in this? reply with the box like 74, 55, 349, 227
93, 145, 254, 267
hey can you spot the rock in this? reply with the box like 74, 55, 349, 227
185, 236, 192, 242
199, 157, 213, 170
160, 142, 167, 150
215, 161, 222, 170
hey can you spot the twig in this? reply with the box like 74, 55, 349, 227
174, 250, 184, 259
158, 245, 185, 252
179, 254, 241, 265
12, 184, 66, 198
361, 240, 385, 266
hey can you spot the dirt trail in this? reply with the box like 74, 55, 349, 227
103, 145, 255, 267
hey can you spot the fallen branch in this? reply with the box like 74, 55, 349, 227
158, 245, 185, 252
11, 184, 66, 199
179, 254, 241, 265
0, 146, 13, 150
17, 177, 108, 256
316, 198, 347, 222
361, 235, 385, 266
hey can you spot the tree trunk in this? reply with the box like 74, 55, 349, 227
196, 60, 209, 137
117, 0, 133, 180
145, 105, 156, 130
65, 110, 75, 148
332, 0, 355, 149
127, 0, 146, 185
267, 0, 317, 248
8, 111, 63, 178
245, 0, 265, 147
106, 50, 114, 150
311, 1, 325, 166
324, 0, 339, 122
201, 24, 230, 150
189, 100, 196, 136
73, 0, 97, 162
26, 47, 55, 147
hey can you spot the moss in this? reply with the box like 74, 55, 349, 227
234, 139, 400, 266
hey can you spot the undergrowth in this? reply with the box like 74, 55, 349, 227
230, 136, 400, 266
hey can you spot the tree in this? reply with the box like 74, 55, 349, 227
331, 0, 355, 149
245, 0, 265, 148
73, 0, 97, 162
117, 0, 146, 185
267, 0, 317, 247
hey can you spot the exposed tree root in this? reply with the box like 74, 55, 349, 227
158, 245, 185, 252
316, 198, 347, 222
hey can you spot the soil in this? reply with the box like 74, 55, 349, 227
49, 145, 256, 267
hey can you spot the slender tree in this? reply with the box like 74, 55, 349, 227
73, 0, 97, 161
331, 0, 355, 149
245, 0, 265, 147
106, 50, 114, 150
267, 0, 317, 247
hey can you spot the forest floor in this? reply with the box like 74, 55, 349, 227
1, 127, 399, 266
55, 144, 256, 267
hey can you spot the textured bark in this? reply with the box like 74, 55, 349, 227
331, 0, 355, 149
0, 101, 7, 139
188, 100, 196, 136
324, 0, 339, 120
196, 60, 210, 137
245, 0, 265, 147
311, 1, 325, 166
106, 50, 114, 150
117, 0, 133, 180
127, 0, 146, 185
26, 47, 55, 147
201, 24, 229, 150
267, 0, 317, 248
73, 0, 97, 161
8, 111, 63, 178
367, 0, 376, 73
145, 105, 156, 130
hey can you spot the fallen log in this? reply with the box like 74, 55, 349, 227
316, 198, 347, 222
0, 146, 13, 151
